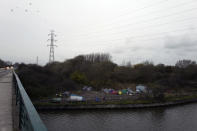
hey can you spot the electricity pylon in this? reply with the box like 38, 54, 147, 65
47, 30, 57, 63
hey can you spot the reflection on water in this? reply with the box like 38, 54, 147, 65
40, 103, 197, 131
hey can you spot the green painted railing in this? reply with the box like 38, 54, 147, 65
13, 71, 48, 131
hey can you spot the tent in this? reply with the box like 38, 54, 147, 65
118, 91, 122, 95
136, 85, 147, 93
122, 89, 128, 94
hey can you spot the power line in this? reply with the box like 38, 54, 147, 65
94, 0, 196, 31
73, 0, 169, 33
69, 16, 197, 42
71, 0, 197, 39
106, 27, 196, 42
95, 17, 197, 40
124, 33, 197, 43
72, 27, 197, 45
103, 24, 196, 41
116, 0, 169, 18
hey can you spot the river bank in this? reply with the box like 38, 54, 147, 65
35, 96, 197, 110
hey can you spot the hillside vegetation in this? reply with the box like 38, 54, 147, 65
0, 59, 8, 68
16, 53, 197, 100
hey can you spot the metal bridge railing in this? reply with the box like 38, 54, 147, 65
13, 71, 48, 131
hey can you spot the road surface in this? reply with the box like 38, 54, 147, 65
0, 70, 13, 131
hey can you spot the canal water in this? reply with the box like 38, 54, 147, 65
39, 103, 197, 131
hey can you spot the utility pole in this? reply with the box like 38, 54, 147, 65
47, 30, 57, 63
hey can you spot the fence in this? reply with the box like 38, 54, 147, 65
13, 71, 48, 131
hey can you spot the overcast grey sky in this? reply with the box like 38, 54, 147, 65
0, 0, 197, 65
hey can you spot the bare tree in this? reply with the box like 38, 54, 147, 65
84, 53, 112, 63
175, 59, 196, 68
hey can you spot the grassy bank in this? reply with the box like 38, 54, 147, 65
165, 94, 197, 101
34, 99, 152, 107
34, 93, 197, 108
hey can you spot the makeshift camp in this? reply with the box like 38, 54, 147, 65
103, 88, 110, 93
83, 86, 92, 91
50, 98, 61, 103
62, 91, 70, 96
56, 93, 62, 97
109, 89, 114, 93
69, 94, 84, 101
122, 89, 127, 94
136, 85, 147, 93
112, 90, 118, 95
127, 89, 134, 94
95, 97, 100, 102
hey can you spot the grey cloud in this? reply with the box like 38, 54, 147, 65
111, 38, 145, 54
164, 35, 197, 51
112, 45, 141, 54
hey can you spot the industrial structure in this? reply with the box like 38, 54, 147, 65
47, 30, 57, 63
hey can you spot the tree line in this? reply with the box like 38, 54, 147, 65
0, 59, 10, 68
13, 53, 197, 99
